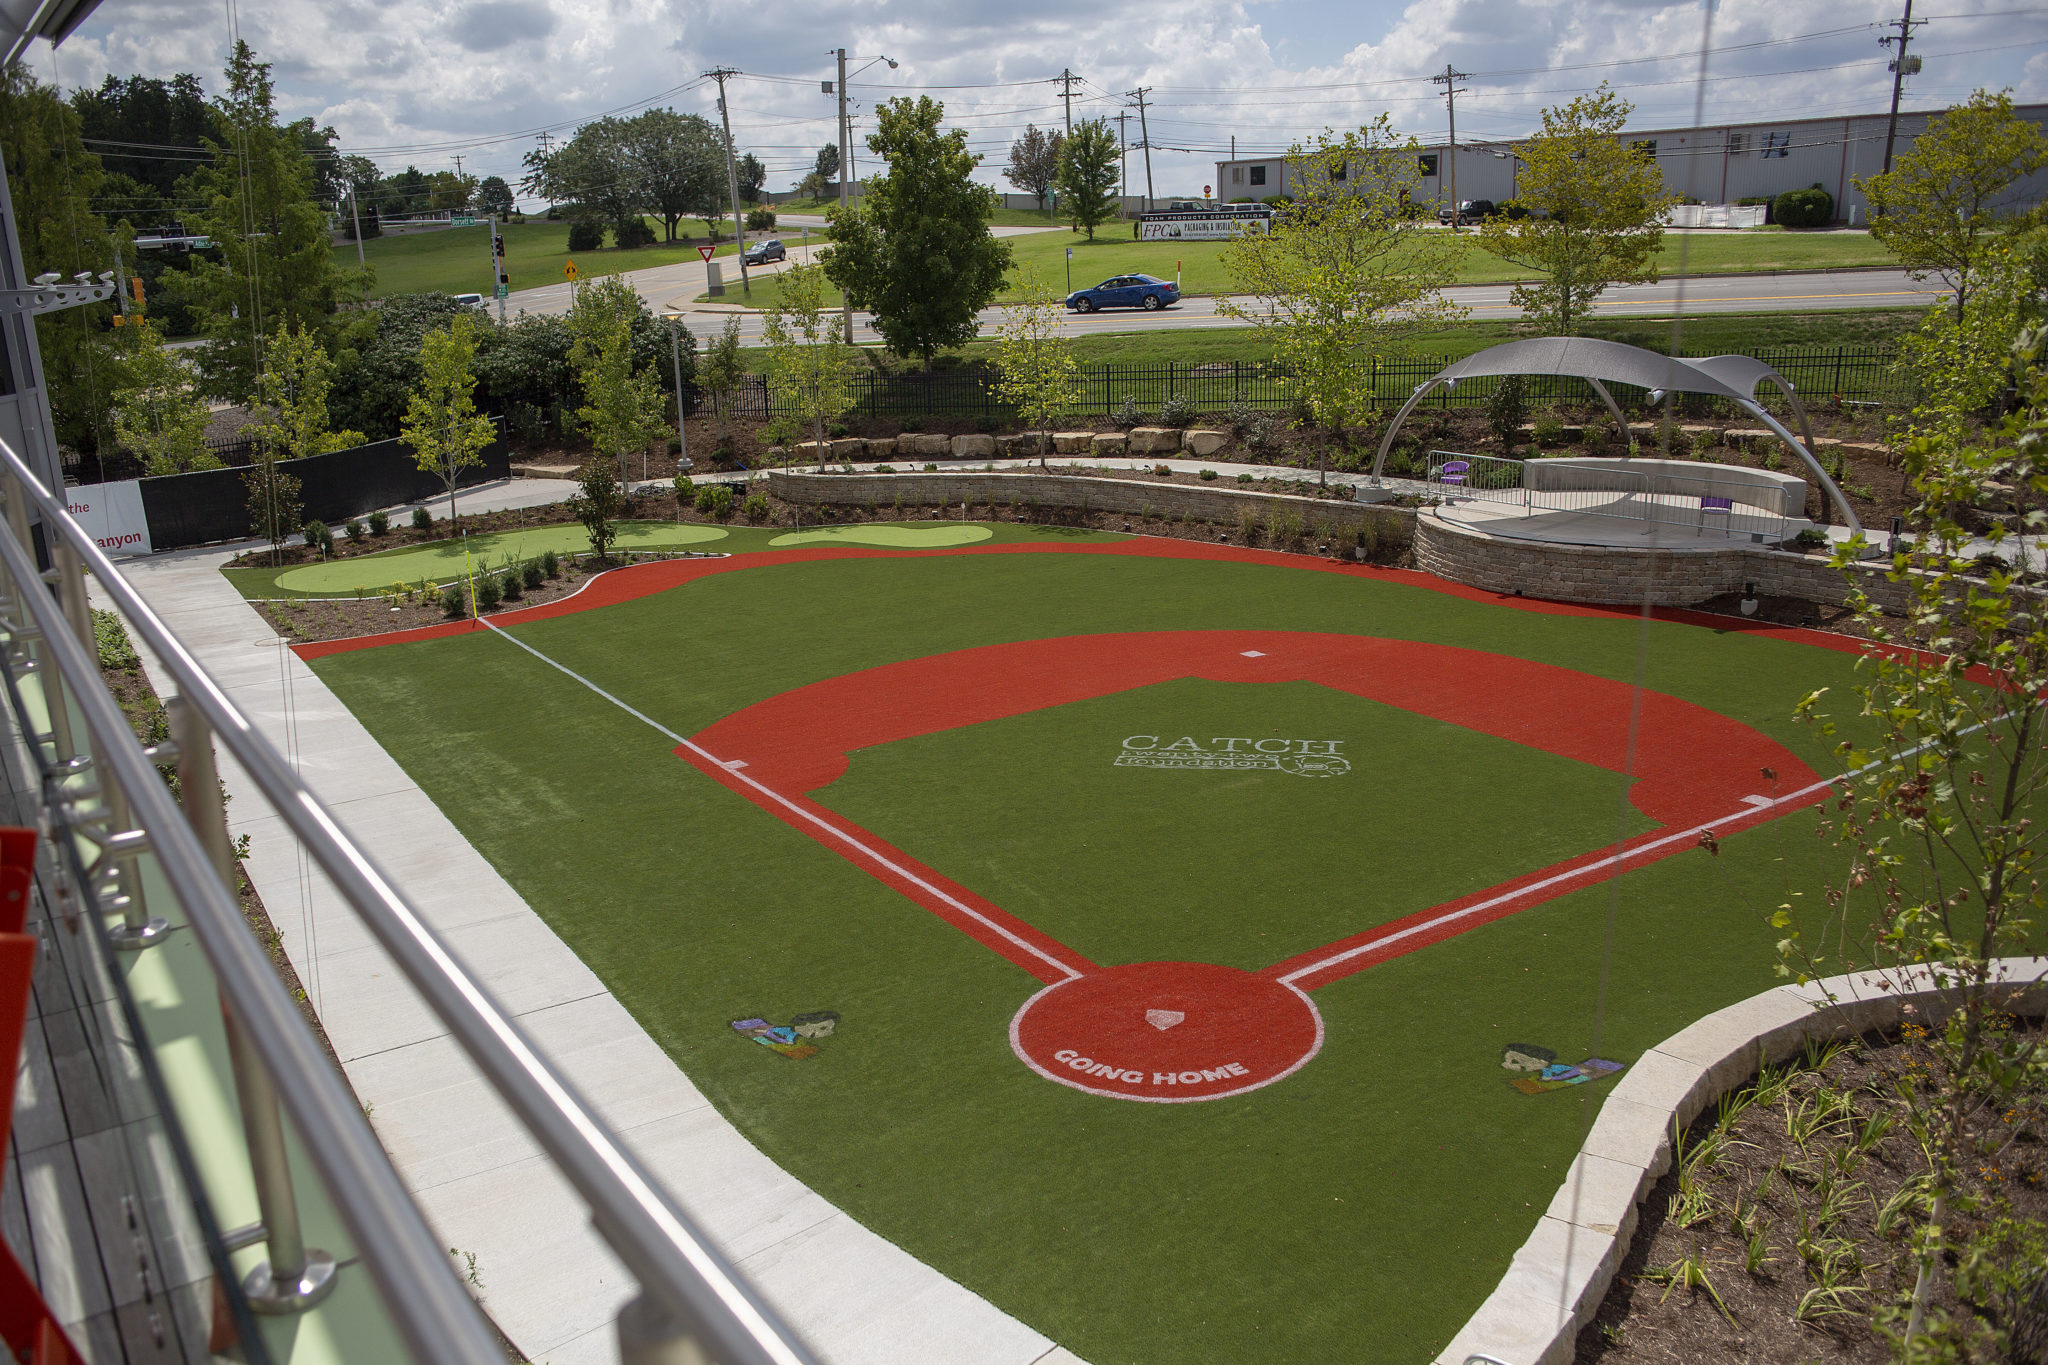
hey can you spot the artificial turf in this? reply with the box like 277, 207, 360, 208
302, 543, 1899, 1364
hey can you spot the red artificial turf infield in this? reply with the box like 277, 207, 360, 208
679, 629, 1824, 1102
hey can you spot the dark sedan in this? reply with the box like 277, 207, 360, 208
742, 239, 787, 265
1065, 273, 1180, 313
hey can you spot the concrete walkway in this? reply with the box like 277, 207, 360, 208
94, 516, 1083, 1364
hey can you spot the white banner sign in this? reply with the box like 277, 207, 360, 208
65, 481, 152, 557
1137, 208, 1273, 242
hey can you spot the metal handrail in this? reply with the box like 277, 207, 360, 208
0, 437, 821, 1365
0, 478, 504, 1362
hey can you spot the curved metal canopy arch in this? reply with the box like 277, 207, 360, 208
1367, 338, 1858, 535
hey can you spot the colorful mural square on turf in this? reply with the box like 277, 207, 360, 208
1114, 735, 1351, 777
1501, 1043, 1625, 1093
732, 1010, 840, 1060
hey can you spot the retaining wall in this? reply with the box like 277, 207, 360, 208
764, 470, 1412, 535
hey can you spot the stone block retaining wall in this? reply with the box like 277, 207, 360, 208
765, 470, 1411, 535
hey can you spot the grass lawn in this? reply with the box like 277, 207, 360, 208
775, 197, 1067, 229
703, 229, 1900, 309
340, 218, 760, 300
298, 539, 1931, 1365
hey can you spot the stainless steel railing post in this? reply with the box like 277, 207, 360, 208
172, 694, 337, 1313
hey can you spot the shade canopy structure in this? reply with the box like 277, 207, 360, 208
1369, 338, 1857, 535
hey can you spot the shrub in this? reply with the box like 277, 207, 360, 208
1794, 527, 1829, 549
302, 520, 333, 554
696, 484, 735, 520
344, 518, 366, 542
1691, 428, 1719, 460
1486, 375, 1529, 455
1532, 411, 1565, 448
540, 549, 561, 578
876, 464, 895, 474
674, 473, 696, 505
411, 505, 432, 532
1269, 509, 1306, 550
522, 560, 544, 590
1199, 468, 1218, 481
614, 217, 657, 248
828, 422, 849, 438
367, 509, 389, 536
441, 583, 466, 616
1772, 185, 1834, 229
743, 493, 770, 523
1333, 448, 1363, 473
1160, 393, 1196, 428
1236, 506, 1263, 544
1113, 396, 1141, 429
901, 416, 923, 432
498, 567, 523, 600
1237, 472, 1253, 484
474, 573, 503, 611
1153, 464, 1172, 477
1582, 415, 1615, 454
1311, 517, 1336, 547
923, 463, 937, 472
567, 219, 605, 252
1245, 412, 1276, 449
745, 207, 776, 231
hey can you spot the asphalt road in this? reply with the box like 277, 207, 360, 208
654, 267, 1942, 347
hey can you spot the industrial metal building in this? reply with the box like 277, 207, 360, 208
1213, 103, 2048, 224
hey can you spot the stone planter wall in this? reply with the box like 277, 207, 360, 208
764, 470, 1413, 536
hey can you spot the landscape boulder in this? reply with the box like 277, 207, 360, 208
864, 437, 898, 459
1183, 428, 1228, 456
1053, 431, 1096, 453
1127, 426, 1181, 454
898, 432, 951, 458
1090, 432, 1128, 454
950, 434, 998, 458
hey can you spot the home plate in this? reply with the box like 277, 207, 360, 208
1010, 961, 1323, 1103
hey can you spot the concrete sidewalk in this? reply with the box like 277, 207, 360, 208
95, 541, 1082, 1365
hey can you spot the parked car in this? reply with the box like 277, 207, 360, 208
742, 239, 787, 265
1436, 199, 1496, 225
1065, 273, 1180, 313
451, 292, 487, 310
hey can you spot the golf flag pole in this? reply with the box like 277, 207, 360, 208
1065, 246, 1072, 296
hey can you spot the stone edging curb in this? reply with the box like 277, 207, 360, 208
1434, 957, 2048, 1365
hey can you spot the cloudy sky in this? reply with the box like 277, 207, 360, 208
33, 0, 2048, 204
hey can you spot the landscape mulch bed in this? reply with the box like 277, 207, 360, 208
1577, 1022, 2047, 1365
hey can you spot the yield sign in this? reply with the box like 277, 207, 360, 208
698, 245, 716, 263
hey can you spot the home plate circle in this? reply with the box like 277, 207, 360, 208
1010, 961, 1323, 1102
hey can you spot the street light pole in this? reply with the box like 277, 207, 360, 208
836, 47, 852, 341
668, 319, 691, 473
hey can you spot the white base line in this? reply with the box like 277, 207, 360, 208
478, 620, 1084, 982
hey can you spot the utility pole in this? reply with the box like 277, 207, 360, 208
1431, 64, 1468, 230
705, 68, 751, 294
1128, 87, 1154, 212
453, 153, 463, 180
1056, 68, 1082, 136
347, 183, 366, 270
1880, 0, 1924, 177
1116, 110, 1129, 208
834, 47, 853, 338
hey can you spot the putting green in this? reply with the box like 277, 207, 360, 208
275, 522, 729, 594
767, 525, 993, 549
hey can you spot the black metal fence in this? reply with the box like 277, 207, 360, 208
755, 345, 1906, 422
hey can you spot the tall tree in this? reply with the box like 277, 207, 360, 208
736, 153, 767, 205
822, 97, 1013, 369
628, 109, 724, 242
1862, 90, 2048, 321
568, 274, 667, 486
1472, 84, 1676, 336
761, 263, 859, 467
476, 175, 515, 218
292, 117, 344, 207
429, 170, 476, 213
171, 41, 367, 401
1004, 124, 1063, 211
519, 139, 556, 211
1054, 118, 1120, 240
813, 144, 840, 184
247, 321, 362, 461
697, 317, 746, 457
400, 312, 496, 527
993, 270, 1080, 469
111, 321, 216, 475
0, 61, 128, 460
549, 116, 646, 239
70, 73, 211, 203
1217, 117, 1465, 481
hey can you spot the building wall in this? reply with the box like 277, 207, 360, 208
1215, 104, 2048, 222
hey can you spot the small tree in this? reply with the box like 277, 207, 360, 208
1485, 376, 1529, 456
762, 262, 859, 469
994, 270, 1081, 469
569, 455, 623, 559
112, 320, 218, 475
1473, 84, 1678, 336
568, 274, 667, 488
1862, 89, 2048, 322
400, 311, 496, 530
697, 317, 746, 460
247, 321, 363, 462
1217, 117, 1465, 483
243, 455, 303, 566
1055, 118, 1121, 242
1004, 124, 1063, 212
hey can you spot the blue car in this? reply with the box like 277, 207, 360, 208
1065, 273, 1180, 313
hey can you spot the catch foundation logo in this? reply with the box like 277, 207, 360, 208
1115, 735, 1350, 777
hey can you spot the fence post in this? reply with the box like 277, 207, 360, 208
1833, 346, 1844, 399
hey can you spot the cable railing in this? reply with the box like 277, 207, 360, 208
1424, 450, 1796, 542
0, 432, 822, 1365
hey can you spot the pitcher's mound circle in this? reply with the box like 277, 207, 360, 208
1010, 961, 1323, 1102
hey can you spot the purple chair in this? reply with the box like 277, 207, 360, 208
1698, 494, 1733, 535
1436, 460, 1469, 492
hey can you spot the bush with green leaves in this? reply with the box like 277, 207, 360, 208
302, 520, 333, 554
499, 566, 523, 600
92, 609, 139, 673
367, 509, 389, 536
1771, 185, 1834, 229
1160, 393, 1196, 428
567, 219, 605, 252
743, 494, 770, 523
411, 505, 432, 532
1199, 468, 1218, 481
540, 549, 561, 579
615, 217, 656, 249
1486, 375, 1529, 455
441, 583, 466, 617
473, 572, 502, 611
1113, 395, 1141, 429
344, 518, 365, 542
746, 207, 776, 231
696, 484, 735, 520
1532, 411, 1565, 447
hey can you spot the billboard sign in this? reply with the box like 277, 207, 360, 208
1136, 204, 1273, 242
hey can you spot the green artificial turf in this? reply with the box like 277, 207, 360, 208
766, 524, 994, 548
306, 548, 1918, 1364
